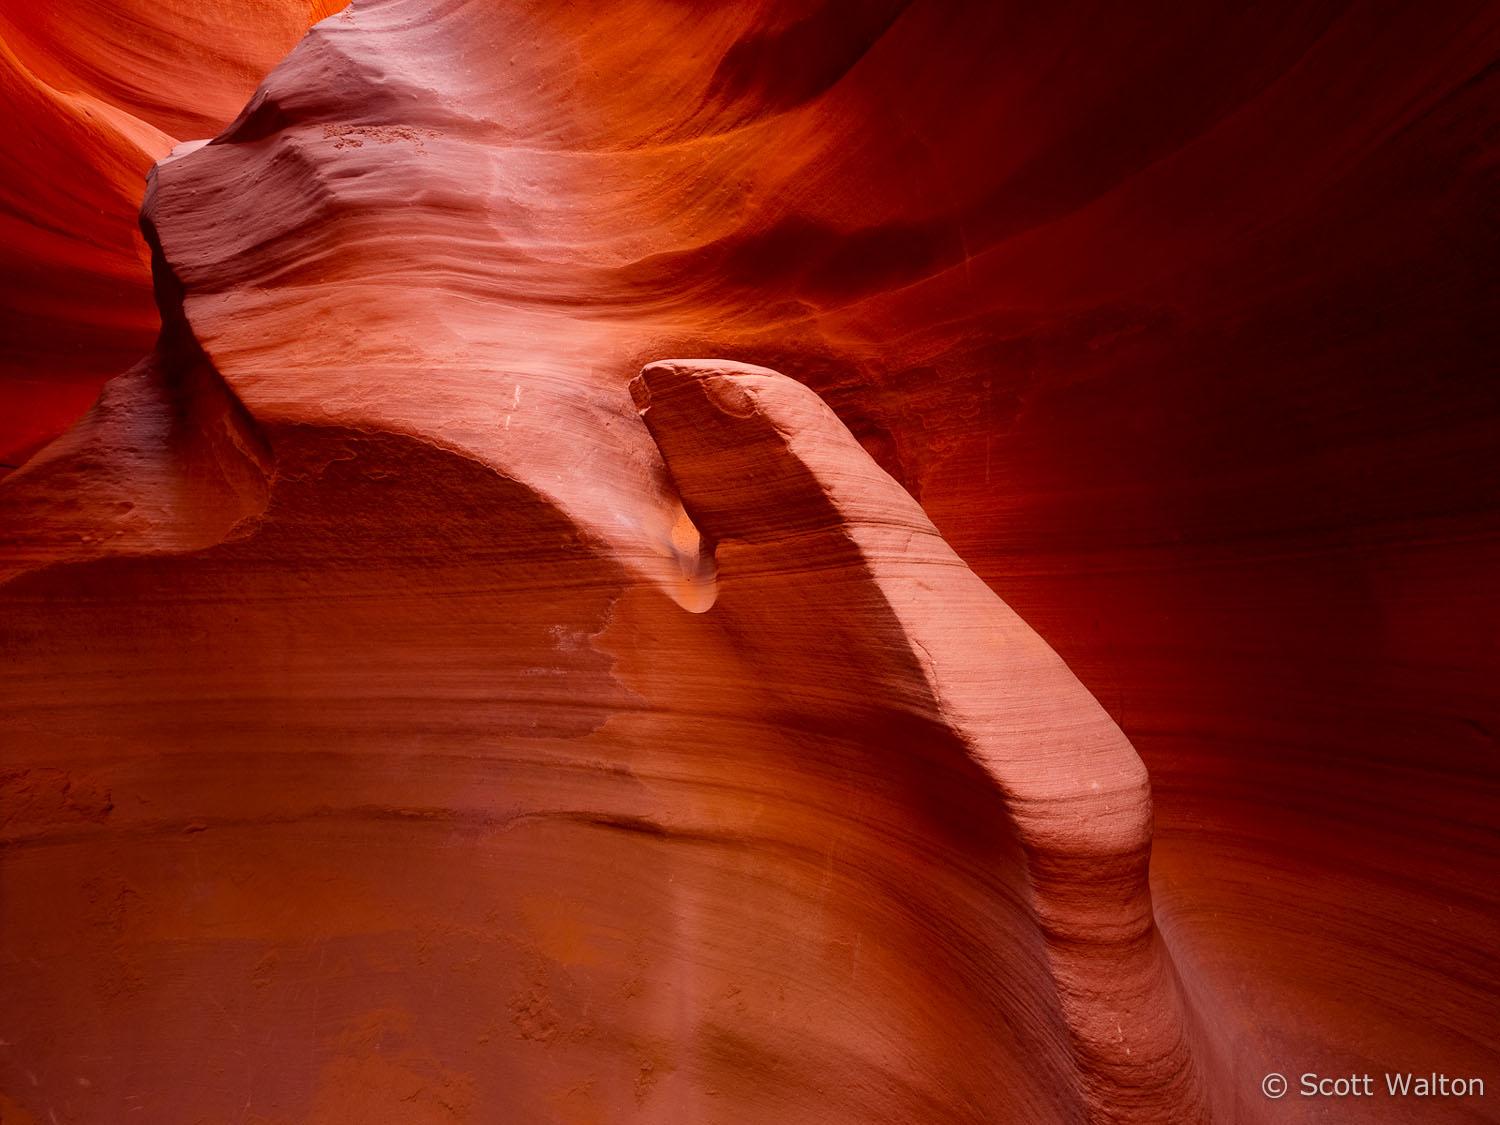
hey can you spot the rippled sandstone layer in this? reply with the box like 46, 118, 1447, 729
2, 1, 1498, 1122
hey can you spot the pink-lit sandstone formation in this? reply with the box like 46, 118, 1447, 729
2, 1, 1498, 1122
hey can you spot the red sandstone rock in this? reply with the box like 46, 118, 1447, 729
633, 359, 1209, 1119
0, 0, 345, 466
2, 0, 1498, 1122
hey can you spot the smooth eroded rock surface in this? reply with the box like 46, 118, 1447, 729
2, 0, 1498, 1121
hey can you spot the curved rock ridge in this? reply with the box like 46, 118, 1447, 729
3, 0, 1499, 1122
633, 359, 1209, 1121
0, 353, 1214, 1121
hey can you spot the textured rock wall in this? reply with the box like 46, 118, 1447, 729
2, 1, 1498, 1122
0, 0, 344, 464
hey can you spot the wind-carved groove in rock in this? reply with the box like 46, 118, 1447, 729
0, 2, 1216, 1117
5, 0, 1496, 1121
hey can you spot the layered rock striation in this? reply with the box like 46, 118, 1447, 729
3, 0, 1498, 1121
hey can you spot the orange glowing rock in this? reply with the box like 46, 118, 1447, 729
3, 1, 1498, 1121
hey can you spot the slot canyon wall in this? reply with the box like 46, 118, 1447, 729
2, 1, 1498, 1122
